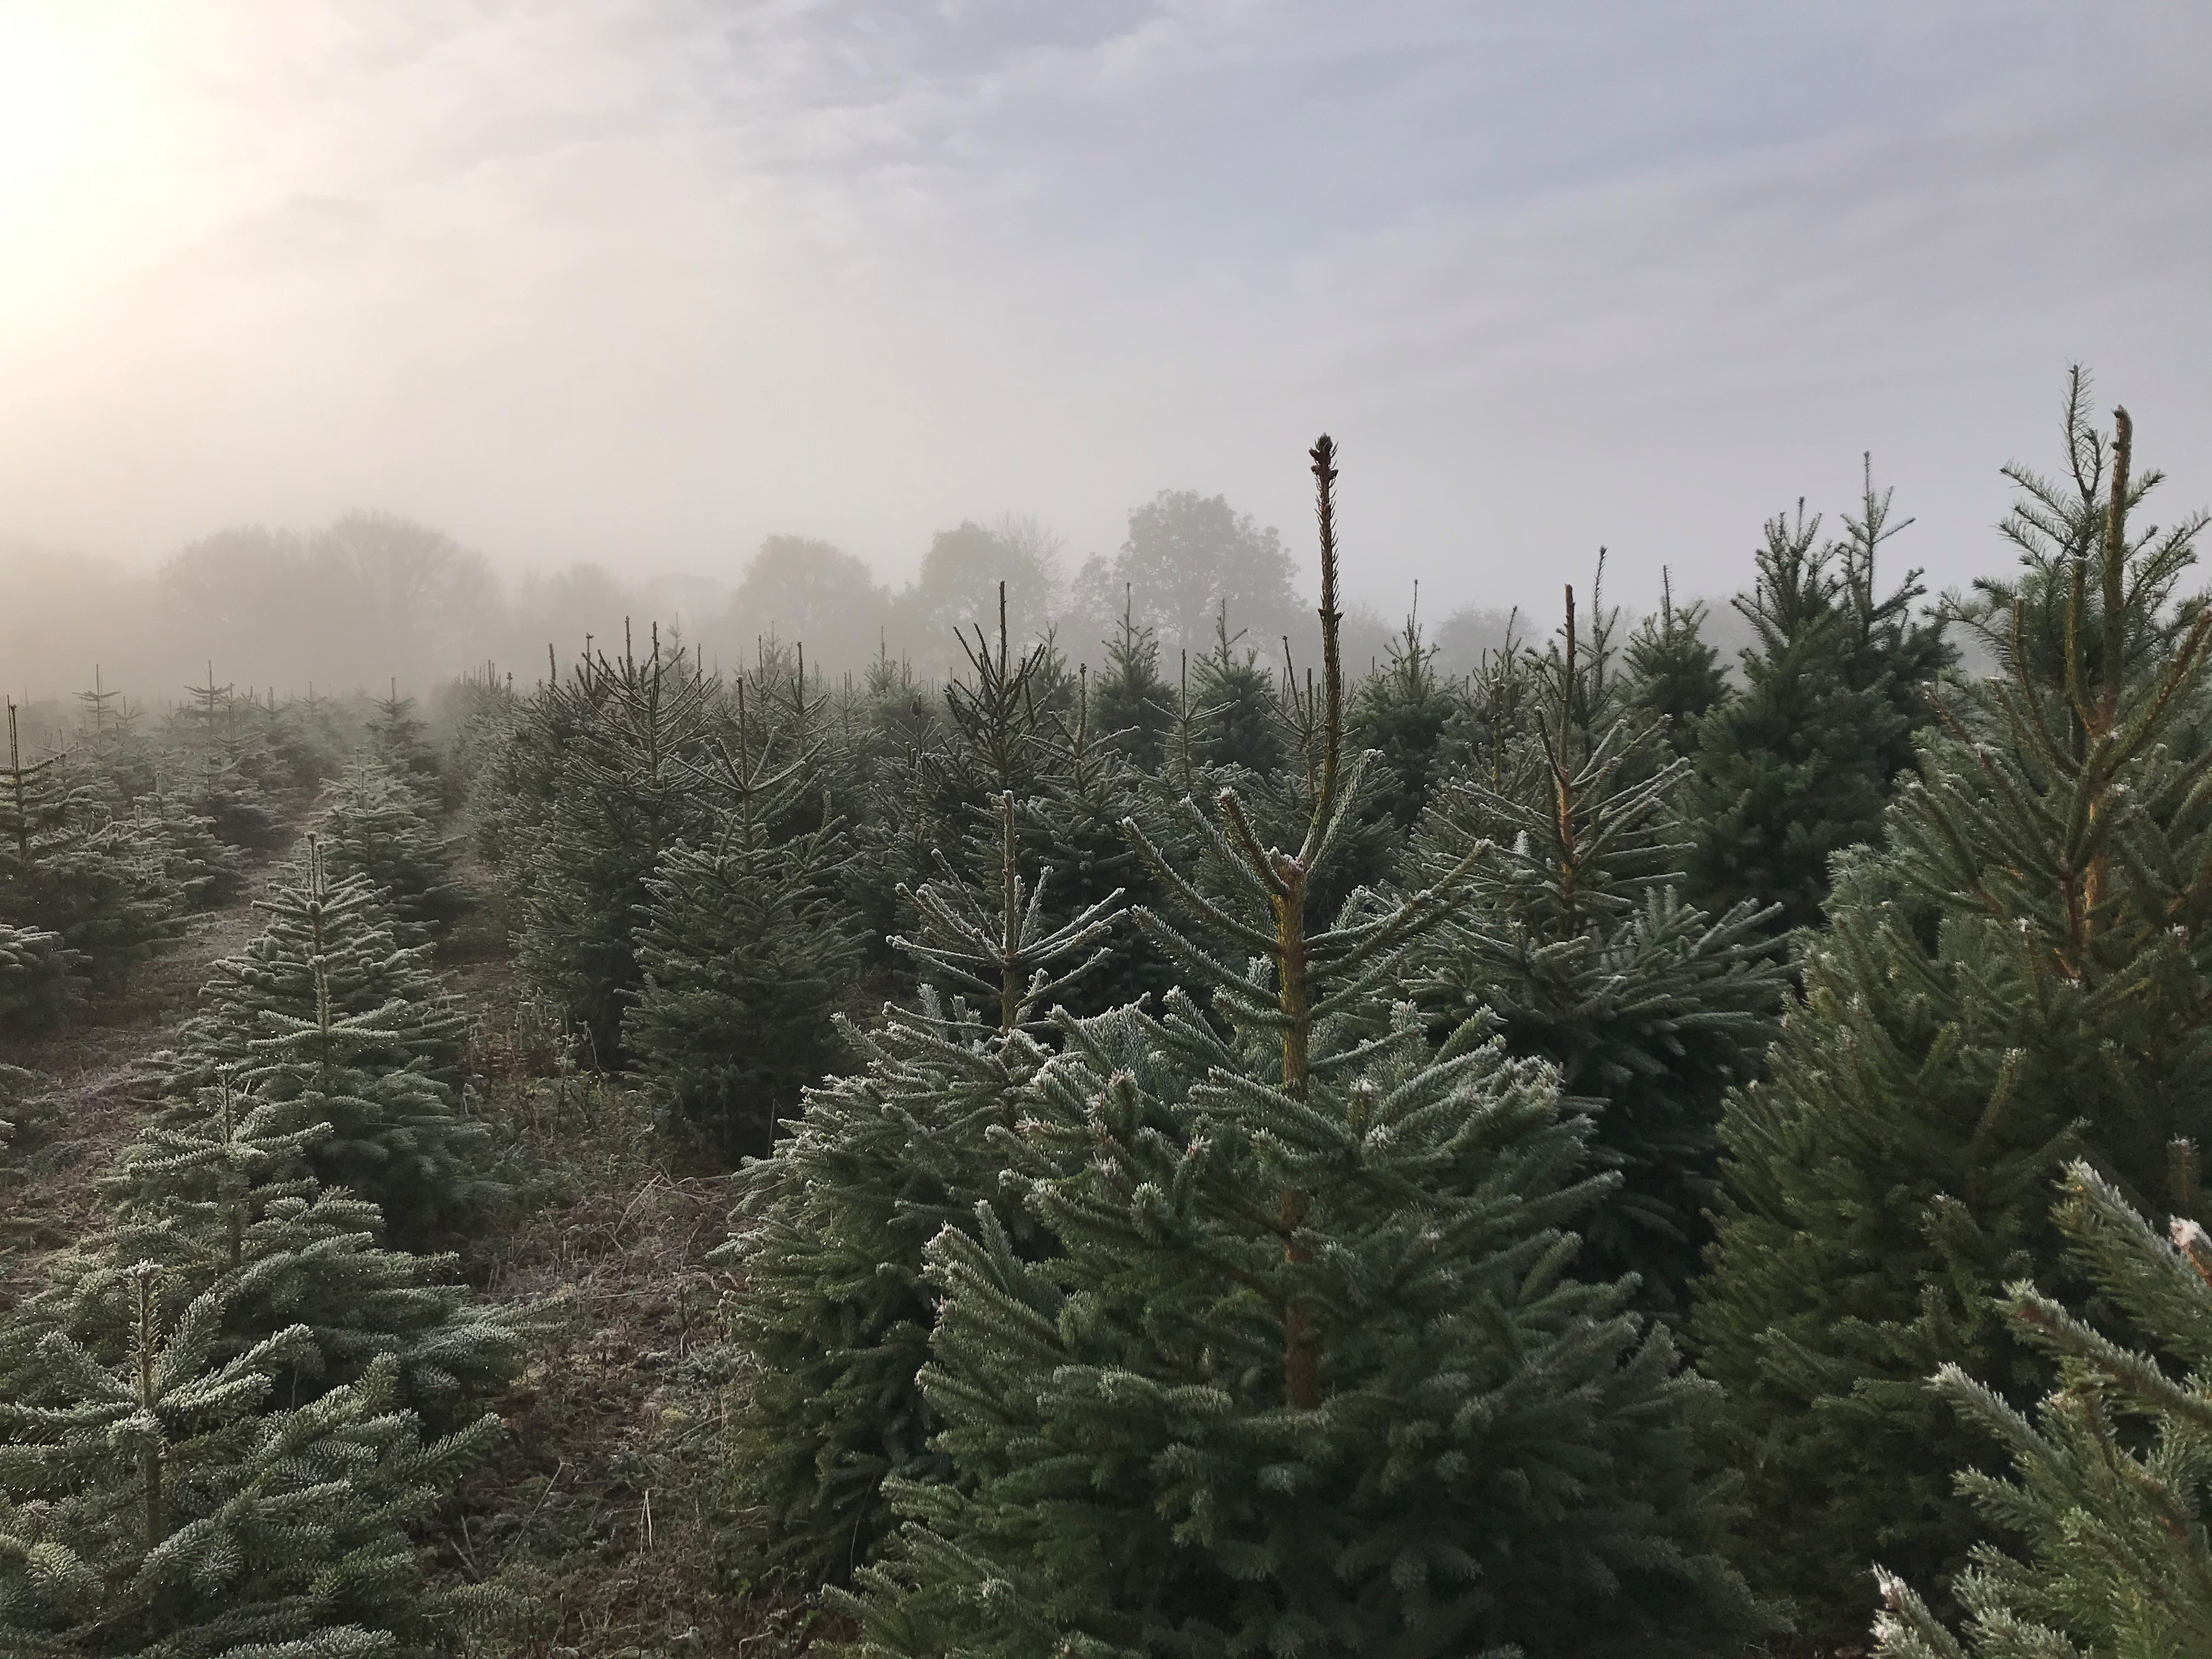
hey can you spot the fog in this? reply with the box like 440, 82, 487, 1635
2, 3, 2209, 701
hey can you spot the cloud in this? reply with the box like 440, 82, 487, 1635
0, 0, 2206, 622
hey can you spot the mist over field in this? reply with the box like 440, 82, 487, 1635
4, 3, 2209, 706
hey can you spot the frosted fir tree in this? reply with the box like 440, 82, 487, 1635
1020, 668, 1168, 1017
627, 676, 860, 1156
229, 952, 498, 1244
1350, 588, 1461, 833
844, 590, 1049, 969
934, 583, 1053, 821
1441, 612, 1539, 793
318, 758, 470, 937
2, 702, 185, 990
168, 664, 285, 851
157, 836, 470, 1099
1189, 600, 1287, 776
0, 923, 82, 1035
72, 666, 155, 803
1406, 581, 1787, 1315
842, 437, 1771, 1659
1623, 569, 1731, 759
1092, 588, 1174, 770
721, 791, 1121, 1587
1691, 391, 2212, 1640
1872, 1162, 2212, 1659
131, 777, 247, 912
516, 624, 718, 1059
1, 1075, 528, 1419
365, 679, 444, 802
1679, 461, 1951, 932
0, 1263, 518, 1657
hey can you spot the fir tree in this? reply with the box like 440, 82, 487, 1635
1407, 581, 1787, 1316
73, 669, 156, 806
149, 843, 489, 1242
516, 624, 716, 1060
1023, 668, 1169, 1016
1, 1076, 530, 1420
1690, 393, 2212, 1640
842, 436, 1771, 1659
1350, 586, 1459, 833
1438, 613, 1537, 792
1092, 589, 1173, 770
230, 953, 498, 1244
938, 584, 1051, 812
318, 759, 469, 938
171, 665, 285, 851
720, 792, 1120, 1586
627, 678, 861, 1157
1189, 602, 1286, 776
2, 702, 185, 991
365, 680, 443, 802
0, 923, 82, 1035
0, 1263, 515, 1656
1623, 569, 1731, 758
1956, 364, 2210, 738
1869, 1161, 2212, 1659
1681, 462, 1952, 932
132, 781, 247, 912
159, 839, 469, 1094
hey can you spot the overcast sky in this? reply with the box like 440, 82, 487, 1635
1, 2, 2207, 616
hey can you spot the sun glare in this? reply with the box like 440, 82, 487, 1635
0, 5, 168, 317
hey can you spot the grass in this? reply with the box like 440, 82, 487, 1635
417, 885, 829, 1658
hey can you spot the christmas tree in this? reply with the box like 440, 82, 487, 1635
842, 437, 1770, 1659
318, 758, 470, 937
229, 952, 498, 1244
158, 837, 470, 1097
0, 923, 82, 1035
515, 624, 716, 1061
1, 1075, 529, 1420
721, 791, 1120, 1587
1021, 667, 1169, 1016
627, 676, 860, 1156
132, 780, 247, 912
1189, 601, 1286, 776
168, 665, 286, 851
1092, 589, 1173, 770
0, 1262, 516, 1656
1350, 588, 1460, 833
1623, 569, 1732, 759
935, 584, 1051, 818
72, 667, 153, 803
1440, 612, 1537, 792
1691, 391, 2212, 1640
2, 702, 186, 991
1680, 461, 1951, 932
1407, 580, 1787, 1316
365, 679, 444, 802
843, 590, 1048, 971
148, 841, 490, 1242
1872, 1161, 2212, 1659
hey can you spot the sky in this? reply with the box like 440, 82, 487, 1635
0, 1, 2208, 617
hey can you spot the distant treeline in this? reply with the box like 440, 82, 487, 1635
1, 489, 1756, 706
